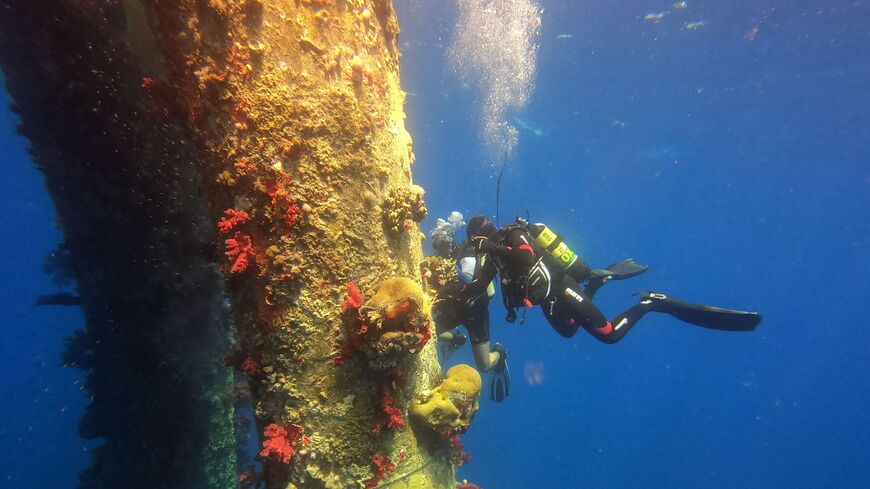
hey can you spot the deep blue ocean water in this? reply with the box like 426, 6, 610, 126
2, 1, 869, 488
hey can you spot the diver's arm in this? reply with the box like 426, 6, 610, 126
458, 258, 498, 299
472, 237, 511, 256
474, 229, 536, 266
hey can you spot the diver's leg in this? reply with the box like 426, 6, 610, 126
437, 330, 454, 342
559, 285, 653, 344
541, 297, 580, 338
437, 329, 467, 360
471, 341, 501, 372
465, 300, 501, 371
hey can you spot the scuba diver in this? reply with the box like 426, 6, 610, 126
463, 215, 762, 344
428, 213, 511, 402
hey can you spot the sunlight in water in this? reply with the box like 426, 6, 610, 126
448, 0, 541, 163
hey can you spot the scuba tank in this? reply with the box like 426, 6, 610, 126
524, 221, 591, 283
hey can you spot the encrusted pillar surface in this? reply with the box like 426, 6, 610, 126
2, 0, 464, 488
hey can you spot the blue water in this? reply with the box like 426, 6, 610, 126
2, 1, 869, 488
399, 1, 870, 488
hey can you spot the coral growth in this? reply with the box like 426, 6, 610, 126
457, 482, 481, 489
343, 281, 365, 312
343, 277, 432, 367
382, 186, 428, 234
260, 423, 304, 465
411, 364, 482, 436
372, 384, 404, 435
225, 232, 256, 274
450, 434, 472, 467
364, 453, 397, 489
218, 209, 251, 233
240, 356, 261, 375
421, 256, 458, 293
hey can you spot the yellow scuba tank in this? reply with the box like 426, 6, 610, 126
525, 222, 591, 282
527, 223, 577, 269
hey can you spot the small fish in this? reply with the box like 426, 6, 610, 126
556, 34, 574, 40
685, 20, 706, 30
673, 1, 688, 9
644, 12, 666, 23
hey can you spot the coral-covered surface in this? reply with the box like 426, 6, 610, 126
0, 0, 463, 487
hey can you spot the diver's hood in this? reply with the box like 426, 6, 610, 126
466, 215, 497, 240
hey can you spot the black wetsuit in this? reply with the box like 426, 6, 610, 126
472, 226, 654, 344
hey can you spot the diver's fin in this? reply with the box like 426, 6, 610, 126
585, 259, 649, 298
638, 292, 762, 332
603, 258, 649, 280
489, 343, 510, 402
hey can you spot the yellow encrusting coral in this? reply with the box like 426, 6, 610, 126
421, 256, 458, 294
382, 185, 429, 235
411, 364, 482, 435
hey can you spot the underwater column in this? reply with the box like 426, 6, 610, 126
142, 1, 459, 487
2, 0, 466, 488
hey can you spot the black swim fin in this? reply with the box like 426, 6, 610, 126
603, 258, 649, 279
586, 259, 649, 298
638, 292, 762, 332
489, 343, 510, 402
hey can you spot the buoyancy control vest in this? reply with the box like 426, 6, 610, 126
455, 243, 496, 300
492, 224, 554, 309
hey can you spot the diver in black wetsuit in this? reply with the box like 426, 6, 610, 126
430, 229, 510, 402
463, 215, 762, 345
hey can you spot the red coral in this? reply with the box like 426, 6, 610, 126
332, 340, 357, 365
259, 423, 304, 465
413, 320, 431, 353
225, 232, 255, 274
450, 435, 472, 466
240, 356, 261, 375
285, 198, 302, 228
390, 368, 407, 390
457, 483, 480, 489
372, 385, 404, 435
364, 453, 397, 488
218, 209, 250, 234
343, 282, 364, 311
